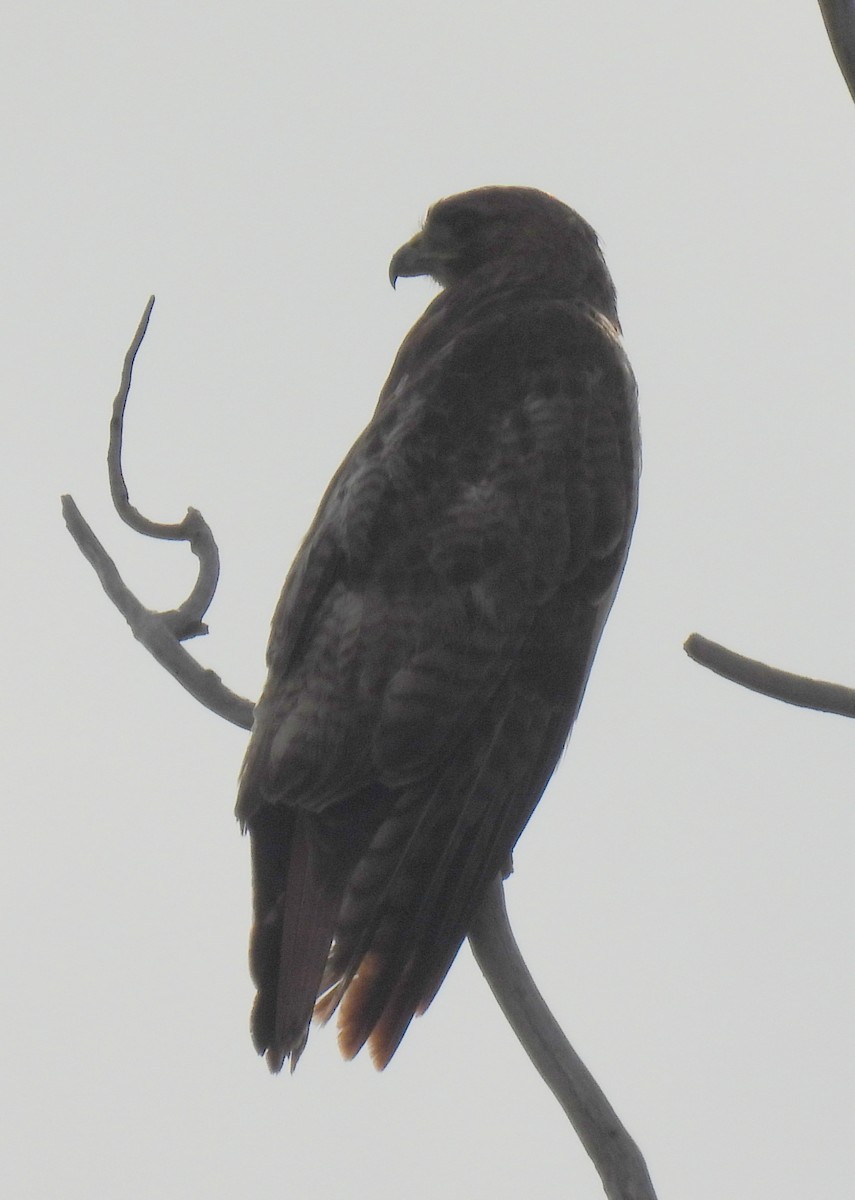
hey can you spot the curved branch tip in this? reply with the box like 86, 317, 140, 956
64, 303, 254, 729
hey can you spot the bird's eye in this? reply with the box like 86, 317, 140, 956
439, 208, 483, 240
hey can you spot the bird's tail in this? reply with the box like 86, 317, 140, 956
247, 808, 343, 1072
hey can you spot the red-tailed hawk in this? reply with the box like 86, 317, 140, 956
236, 186, 640, 1071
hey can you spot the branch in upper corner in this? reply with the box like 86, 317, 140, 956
817, 0, 855, 104
468, 877, 659, 1200
684, 633, 855, 718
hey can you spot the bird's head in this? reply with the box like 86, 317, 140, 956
389, 186, 614, 315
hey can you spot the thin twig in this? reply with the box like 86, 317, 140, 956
106, 296, 220, 641
817, 0, 855, 105
469, 877, 658, 1200
684, 633, 855, 717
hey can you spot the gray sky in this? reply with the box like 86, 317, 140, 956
4, 2, 855, 1196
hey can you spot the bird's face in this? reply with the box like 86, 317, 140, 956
389, 186, 595, 290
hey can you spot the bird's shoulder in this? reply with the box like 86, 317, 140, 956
267, 293, 638, 666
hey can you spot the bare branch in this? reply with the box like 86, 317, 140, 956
66, 303, 653, 1189
817, 0, 855, 104
62, 493, 253, 729
64, 298, 254, 729
684, 633, 855, 717
469, 877, 659, 1200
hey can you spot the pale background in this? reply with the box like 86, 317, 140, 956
4, 3, 855, 1197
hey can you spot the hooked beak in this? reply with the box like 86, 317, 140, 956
388, 231, 433, 288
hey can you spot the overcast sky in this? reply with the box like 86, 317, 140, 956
4, 3, 855, 1197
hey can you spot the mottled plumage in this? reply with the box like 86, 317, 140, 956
236, 186, 640, 1071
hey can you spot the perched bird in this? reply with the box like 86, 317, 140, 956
236, 186, 640, 1072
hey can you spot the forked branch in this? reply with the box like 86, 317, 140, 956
62, 298, 252, 729
64, 301, 658, 1200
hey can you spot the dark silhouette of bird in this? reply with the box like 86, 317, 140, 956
236, 186, 640, 1071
